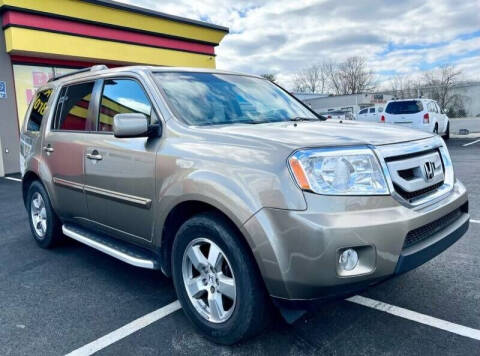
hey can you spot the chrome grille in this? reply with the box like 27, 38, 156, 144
386, 150, 444, 202
375, 137, 455, 207
393, 181, 443, 201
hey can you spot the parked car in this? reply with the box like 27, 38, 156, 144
320, 110, 354, 120
380, 99, 450, 139
356, 106, 384, 122
20, 66, 469, 344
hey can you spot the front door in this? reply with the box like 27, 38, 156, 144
43, 81, 97, 223
84, 78, 158, 241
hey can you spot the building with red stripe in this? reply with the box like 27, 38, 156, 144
0, 0, 228, 176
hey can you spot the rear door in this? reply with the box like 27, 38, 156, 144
435, 101, 448, 133
42, 81, 97, 222
83, 77, 159, 242
357, 108, 368, 121
368, 107, 376, 122
385, 100, 423, 128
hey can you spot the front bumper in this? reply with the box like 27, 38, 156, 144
241, 180, 469, 301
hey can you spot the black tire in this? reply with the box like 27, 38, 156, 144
443, 123, 450, 140
171, 212, 271, 345
26, 180, 63, 248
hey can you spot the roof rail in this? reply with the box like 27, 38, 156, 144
48, 65, 108, 83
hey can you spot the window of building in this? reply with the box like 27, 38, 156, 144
98, 79, 152, 132
26, 89, 53, 132
53, 82, 95, 131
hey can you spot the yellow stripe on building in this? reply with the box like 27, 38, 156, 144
4, 27, 216, 68
69, 105, 88, 119
0, 0, 227, 44
99, 112, 113, 126
101, 96, 134, 115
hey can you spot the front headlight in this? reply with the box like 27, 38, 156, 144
289, 147, 389, 195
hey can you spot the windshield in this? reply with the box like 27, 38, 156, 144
154, 72, 317, 126
385, 100, 423, 115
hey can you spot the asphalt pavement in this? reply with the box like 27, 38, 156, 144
1, 138, 479, 355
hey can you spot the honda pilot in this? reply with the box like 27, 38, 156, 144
20, 66, 469, 344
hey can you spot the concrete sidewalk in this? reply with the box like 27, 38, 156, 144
450, 118, 480, 134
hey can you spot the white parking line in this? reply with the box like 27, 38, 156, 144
462, 139, 480, 147
65, 300, 181, 356
4, 177, 21, 182
66, 293, 480, 355
471, 219, 480, 224
347, 295, 480, 341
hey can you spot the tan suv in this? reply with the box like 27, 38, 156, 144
20, 66, 469, 344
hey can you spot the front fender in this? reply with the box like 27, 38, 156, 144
155, 169, 269, 235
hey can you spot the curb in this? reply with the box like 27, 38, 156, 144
451, 133, 480, 139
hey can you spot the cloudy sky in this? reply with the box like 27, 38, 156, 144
119, 0, 480, 89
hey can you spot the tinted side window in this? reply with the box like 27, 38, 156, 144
27, 89, 53, 132
53, 82, 95, 131
359, 109, 367, 114
98, 79, 152, 132
369, 108, 375, 113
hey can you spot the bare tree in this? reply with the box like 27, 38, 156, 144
388, 75, 423, 99
292, 64, 328, 93
327, 56, 376, 95
261, 73, 277, 83
423, 65, 463, 112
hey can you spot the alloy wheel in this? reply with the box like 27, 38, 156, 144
31, 192, 47, 238
182, 238, 236, 323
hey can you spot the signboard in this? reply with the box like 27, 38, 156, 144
0, 81, 6, 99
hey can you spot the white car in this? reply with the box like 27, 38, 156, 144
356, 106, 383, 122
320, 110, 355, 120
380, 99, 450, 139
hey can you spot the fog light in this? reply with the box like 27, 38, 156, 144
339, 248, 359, 271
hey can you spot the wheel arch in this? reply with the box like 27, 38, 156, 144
159, 200, 261, 280
22, 171, 41, 207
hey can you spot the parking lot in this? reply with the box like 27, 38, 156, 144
1, 138, 479, 356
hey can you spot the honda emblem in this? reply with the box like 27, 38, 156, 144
423, 161, 435, 181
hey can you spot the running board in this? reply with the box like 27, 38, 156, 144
62, 224, 160, 269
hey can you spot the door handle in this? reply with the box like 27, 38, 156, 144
43, 145, 54, 153
86, 150, 103, 161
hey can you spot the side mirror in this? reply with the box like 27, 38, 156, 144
113, 113, 148, 138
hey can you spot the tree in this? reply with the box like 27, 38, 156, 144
261, 73, 277, 83
325, 56, 376, 95
292, 64, 328, 93
388, 75, 423, 99
423, 65, 463, 112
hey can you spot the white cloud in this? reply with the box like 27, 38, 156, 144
118, 0, 480, 90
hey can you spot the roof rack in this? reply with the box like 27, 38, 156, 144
48, 65, 108, 82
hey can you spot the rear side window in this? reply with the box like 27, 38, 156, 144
52, 82, 95, 131
385, 100, 423, 115
369, 108, 375, 113
359, 109, 367, 114
27, 89, 53, 132
98, 79, 152, 132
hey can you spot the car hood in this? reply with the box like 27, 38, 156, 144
205, 120, 434, 148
